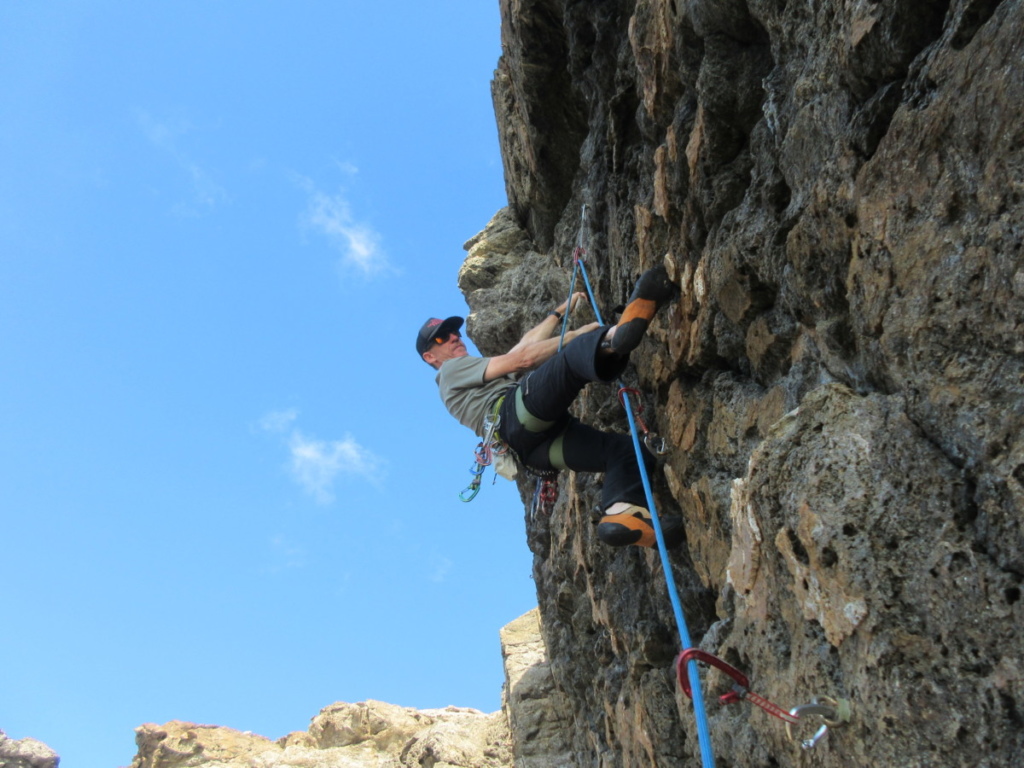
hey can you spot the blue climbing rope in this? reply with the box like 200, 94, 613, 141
558, 261, 580, 351
621, 387, 717, 768
576, 252, 602, 328
558, 204, 588, 351
571, 240, 718, 768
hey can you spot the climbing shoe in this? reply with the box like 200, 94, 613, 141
596, 505, 685, 549
607, 266, 676, 356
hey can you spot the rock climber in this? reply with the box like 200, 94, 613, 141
416, 267, 684, 549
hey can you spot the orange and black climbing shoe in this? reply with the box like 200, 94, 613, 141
606, 266, 676, 356
597, 505, 685, 549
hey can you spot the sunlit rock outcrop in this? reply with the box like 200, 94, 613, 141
0, 730, 59, 768
129, 702, 512, 768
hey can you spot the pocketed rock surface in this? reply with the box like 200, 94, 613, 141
459, 0, 1024, 765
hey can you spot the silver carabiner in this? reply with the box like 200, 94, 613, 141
644, 433, 668, 456
785, 696, 850, 750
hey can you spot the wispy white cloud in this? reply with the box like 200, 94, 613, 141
307, 192, 383, 273
293, 173, 391, 278
257, 409, 384, 504
287, 430, 382, 504
136, 109, 227, 215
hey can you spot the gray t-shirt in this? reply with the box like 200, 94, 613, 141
436, 355, 514, 437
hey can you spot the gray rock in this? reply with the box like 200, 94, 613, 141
501, 609, 575, 767
474, 0, 1024, 765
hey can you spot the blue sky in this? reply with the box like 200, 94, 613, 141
0, 3, 541, 765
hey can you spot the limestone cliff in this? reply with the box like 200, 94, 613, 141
0, 730, 59, 768
459, 0, 1024, 766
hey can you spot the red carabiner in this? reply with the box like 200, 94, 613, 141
676, 649, 801, 724
676, 649, 750, 704
618, 387, 654, 437
541, 480, 558, 503
617, 386, 642, 411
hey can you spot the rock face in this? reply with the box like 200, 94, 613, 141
0, 730, 59, 768
129, 701, 512, 768
500, 609, 574, 767
460, 0, 1024, 766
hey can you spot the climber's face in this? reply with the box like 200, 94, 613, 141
422, 332, 467, 368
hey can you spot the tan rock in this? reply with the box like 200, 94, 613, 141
129, 703, 511, 768
0, 730, 59, 768
500, 609, 574, 768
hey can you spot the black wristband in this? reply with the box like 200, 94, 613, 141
549, 310, 562, 320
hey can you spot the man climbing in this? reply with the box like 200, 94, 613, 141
416, 266, 683, 549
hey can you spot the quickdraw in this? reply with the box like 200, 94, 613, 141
676, 649, 851, 749
460, 396, 507, 502
676, 649, 799, 724
617, 387, 668, 455
530, 477, 559, 520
